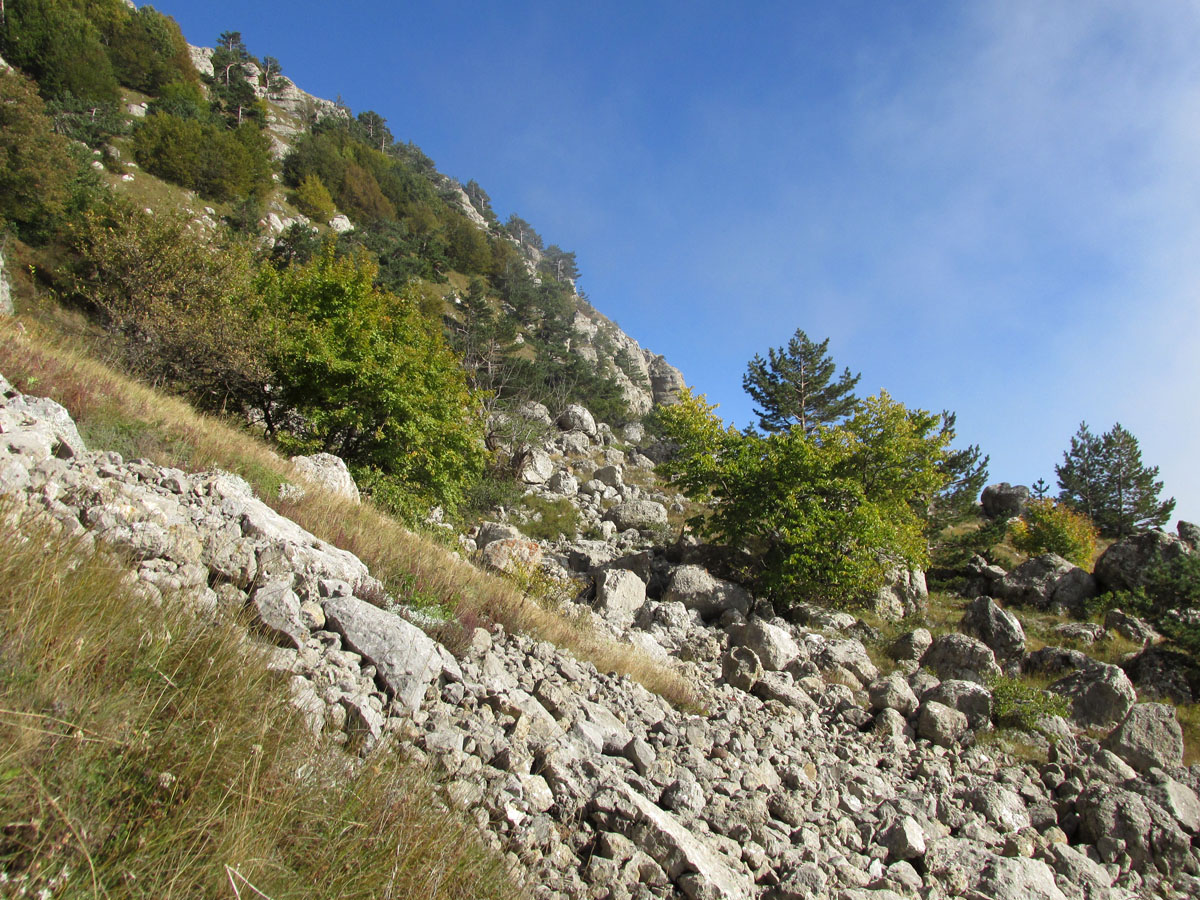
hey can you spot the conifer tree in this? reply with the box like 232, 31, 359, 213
742, 328, 860, 434
1056, 421, 1175, 537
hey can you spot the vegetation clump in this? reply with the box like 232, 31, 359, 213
1009, 497, 1098, 568
989, 675, 1070, 732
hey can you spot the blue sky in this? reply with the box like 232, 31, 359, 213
153, 1, 1200, 523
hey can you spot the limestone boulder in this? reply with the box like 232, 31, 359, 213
662, 565, 752, 620
917, 701, 969, 747
321, 594, 457, 713
959, 595, 1025, 660
595, 568, 647, 628
1049, 662, 1136, 728
604, 500, 668, 533
515, 446, 554, 484
1094, 529, 1191, 594
1101, 702, 1184, 772
921, 633, 1001, 685
923, 679, 993, 731
290, 452, 360, 503
871, 566, 929, 620
993, 553, 1096, 612
557, 404, 597, 437
981, 482, 1029, 518
480, 538, 543, 575
727, 617, 800, 671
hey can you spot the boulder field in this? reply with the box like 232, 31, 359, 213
1, 374, 1198, 900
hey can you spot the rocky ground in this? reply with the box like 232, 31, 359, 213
3, 377, 1199, 900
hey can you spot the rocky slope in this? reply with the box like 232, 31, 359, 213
5, 367, 1200, 900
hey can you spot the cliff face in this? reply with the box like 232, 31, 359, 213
184, 40, 687, 417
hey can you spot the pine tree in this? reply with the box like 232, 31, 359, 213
1056, 421, 1175, 537
1096, 423, 1175, 536
1055, 422, 1105, 523
926, 411, 989, 533
742, 328, 861, 434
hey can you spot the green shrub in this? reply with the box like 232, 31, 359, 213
655, 389, 948, 608
293, 173, 337, 222
517, 494, 581, 541
989, 676, 1070, 732
132, 112, 274, 202
1009, 497, 1097, 568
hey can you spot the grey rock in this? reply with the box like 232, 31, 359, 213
975, 855, 1066, 900
6, 395, 88, 459
921, 633, 1001, 684
994, 553, 1095, 612
515, 446, 555, 484
728, 617, 800, 671
889, 628, 932, 662
595, 568, 647, 628
868, 673, 919, 716
1076, 783, 1192, 873
1101, 702, 1184, 771
1051, 622, 1106, 645
815, 638, 879, 686
593, 464, 623, 487
923, 679, 993, 731
1139, 777, 1200, 834
1103, 608, 1158, 644
604, 499, 668, 533
917, 701, 969, 747
475, 521, 523, 549
557, 404, 597, 437
479, 538, 542, 575
610, 781, 752, 899
960, 595, 1025, 660
322, 594, 455, 713
547, 470, 579, 495
1178, 520, 1200, 549
967, 783, 1030, 833
872, 566, 929, 620
0, 248, 12, 316
251, 579, 308, 647
1094, 529, 1192, 595
1049, 662, 1136, 728
290, 452, 360, 503
880, 816, 926, 860
663, 565, 751, 620
515, 400, 553, 425
721, 646, 762, 692
981, 482, 1029, 518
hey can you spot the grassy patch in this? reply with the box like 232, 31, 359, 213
0, 508, 519, 900
515, 494, 581, 542
0, 321, 698, 709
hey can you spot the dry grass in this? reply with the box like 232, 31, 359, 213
0, 506, 521, 900
0, 320, 699, 710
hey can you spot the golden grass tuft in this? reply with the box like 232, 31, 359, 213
0, 320, 699, 710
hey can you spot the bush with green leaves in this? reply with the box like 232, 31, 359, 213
132, 112, 274, 203
0, 69, 83, 241
256, 249, 486, 518
1009, 497, 1098, 568
989, 676, 1070, 732
654, 389, 949, 607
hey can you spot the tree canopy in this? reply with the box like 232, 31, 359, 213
742, 328, 861, 434
655, 389, 949, 607
1056, 421, 1175, 537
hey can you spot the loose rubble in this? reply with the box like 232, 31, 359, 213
2, 377, 1199, 900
